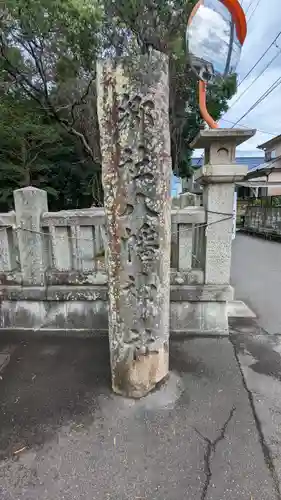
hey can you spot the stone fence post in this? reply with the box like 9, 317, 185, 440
191, 129, 256, 285
14, 187, 48, 286
97, 51, 172, 398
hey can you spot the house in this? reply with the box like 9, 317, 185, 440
173, 141, 281, 199
242, 135, 281, 197
182, 156, 263, 195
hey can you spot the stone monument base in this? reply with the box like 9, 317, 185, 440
113, 346, 169, 398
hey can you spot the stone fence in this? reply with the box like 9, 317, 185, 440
0, 187, 234, 336
243, 206, 281, 239
0, 187, 205, 283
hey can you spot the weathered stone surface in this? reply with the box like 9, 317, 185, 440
170, 302, 229, 335
41, 208, 106, 227
46, 286, 107, 302
45, 270, 108, 286
172, 192, 200, 209
0, 212, 16, 273
170, 284, 234, 302
0, 286, 47, 301
190, 128, 256, 153
0, 301, 48, 330
97, 51, 172, 397
0, 298, 230, 336
0, 300, 108, 333
171, 207, 205, 224
0, 271, 22, 286
14, 187, 48, 286
194, 164, 247, 184
0, 283, 230, 302
170, 270, 204, 285
0, 227, 12, 272
192, 130, 252, 285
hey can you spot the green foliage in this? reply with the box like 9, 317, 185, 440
0, 93, 97, 211
0, 0, 237, 212
102, 0, 237, 179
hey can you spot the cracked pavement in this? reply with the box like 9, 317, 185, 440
230, 320, 281, 500
230, 233, 281, 499
194, 407, 236, 500
0, 336, 277, 499
0, 233, 280, 498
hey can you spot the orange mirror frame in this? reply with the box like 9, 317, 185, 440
188, 0, 247, 128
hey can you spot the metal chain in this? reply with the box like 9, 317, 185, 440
0, 213, 233, 243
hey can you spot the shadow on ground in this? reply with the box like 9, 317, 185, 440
0, 338, 111, 460
0, 335, 277, 500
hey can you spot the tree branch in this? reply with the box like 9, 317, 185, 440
69, 76, 96, 127
0, 36, 98, 163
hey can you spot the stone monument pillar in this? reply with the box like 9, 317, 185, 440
97, 51, 172, 398
191, 129, 256, 285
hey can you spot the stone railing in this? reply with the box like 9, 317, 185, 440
244, 206, 281, 238
0, 189, 107, 287
0, 186, 236, 336
0, 187, 206, 286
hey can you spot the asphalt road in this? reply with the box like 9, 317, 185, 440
0, 231, 280, 499
231, 232, 281, 334
0, 336, 276, 500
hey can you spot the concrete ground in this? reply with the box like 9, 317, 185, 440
0, 334, 279, 500
0, 232, 281, 499
231, 321, 281, 499
231, 232, 281, 335
230, 232, 281, 500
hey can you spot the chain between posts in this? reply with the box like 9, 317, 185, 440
0, 212, 234, 242
0, 213, 233, 268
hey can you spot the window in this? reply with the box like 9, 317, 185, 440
265, 149, 277, 161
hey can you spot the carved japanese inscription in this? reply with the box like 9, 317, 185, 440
117, 93, 162, 359
97, 51, 172, 397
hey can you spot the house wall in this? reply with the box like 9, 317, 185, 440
271, 144, 281, 158
247, 171, 281, 197
268, 171, 281, 196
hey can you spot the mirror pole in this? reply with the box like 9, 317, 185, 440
199, 80, 219, 129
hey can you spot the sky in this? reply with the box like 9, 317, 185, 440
188, 1, 240, 76
219, 0, 281, 156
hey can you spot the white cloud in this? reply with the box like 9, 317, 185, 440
188, 3, 241, 76
220, 0, 281, 155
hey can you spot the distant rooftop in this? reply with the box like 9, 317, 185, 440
246, 155, 281, 177
191, 157, 263, 172
258, 135, 281, 150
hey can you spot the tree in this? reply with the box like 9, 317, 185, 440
0, 0, 237, 207
0, 0, 104, 204
0, 93, 58, 209
102, 0, 237, 179
0, 91, 99, 211
0, 0, 102, 154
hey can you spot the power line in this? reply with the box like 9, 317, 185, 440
238, 31, 281, 88
195, 78, 280, 163
220, 118, 276, 136
248, 0, 263, 23
222, 27, 281, 124
195, 114, 272, 164
195, 117, 277, 166
231, 75, 281, 127
245, 0, 256, 15
225, 46, 281, 111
